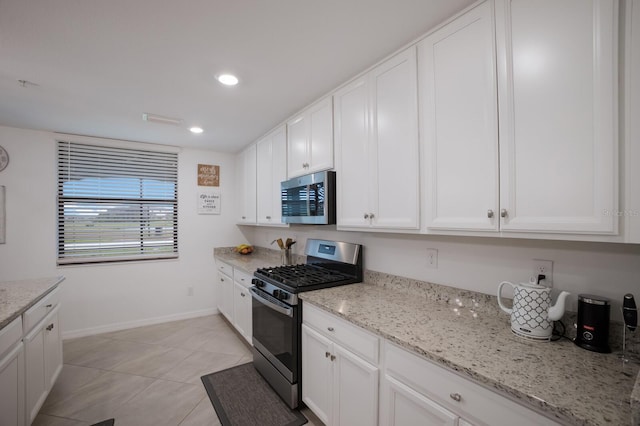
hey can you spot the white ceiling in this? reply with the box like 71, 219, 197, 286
0, 0, 474, 153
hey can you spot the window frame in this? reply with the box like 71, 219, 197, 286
56, 137, 179, 265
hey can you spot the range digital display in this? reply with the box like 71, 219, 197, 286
318, 244, 335, 256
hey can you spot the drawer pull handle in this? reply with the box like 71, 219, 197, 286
450, 393, 462, 402
241, 293, 245, 297
330, 355, 336, 361
46, 304, 53, 308
46, 324, 54, 331
325, 351, 331, 358
327, 327, 334, 332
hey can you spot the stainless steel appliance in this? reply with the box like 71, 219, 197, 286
280, 171, 336, 224
250, 239, 363, 408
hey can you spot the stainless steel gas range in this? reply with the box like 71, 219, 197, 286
250, 239, 363, 409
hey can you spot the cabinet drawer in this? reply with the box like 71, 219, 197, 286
234, 269, 253, 288
384, 341, 559, 426
23, 288, 60, 334
303, 303, 379, 365
0, 316, 23, 358
217, 260, 233, 278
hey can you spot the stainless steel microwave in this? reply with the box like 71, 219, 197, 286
281, 171, 336, 224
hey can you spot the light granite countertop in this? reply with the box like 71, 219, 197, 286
214, 248, 639, 425
0, 276, 65, 330
214, 246, 304, 274
301, 282, 640, 426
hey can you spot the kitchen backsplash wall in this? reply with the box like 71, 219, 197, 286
244, 225, 640, 323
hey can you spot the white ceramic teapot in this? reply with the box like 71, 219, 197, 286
497, 281, 570, 339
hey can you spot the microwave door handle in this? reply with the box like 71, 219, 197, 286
306, 184, 311, 217
250, 287, 293, 318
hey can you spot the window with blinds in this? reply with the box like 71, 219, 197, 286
57, 141, 178, 264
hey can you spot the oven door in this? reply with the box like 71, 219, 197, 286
250, 286, 298, 383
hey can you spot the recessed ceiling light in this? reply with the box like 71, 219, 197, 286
190, 127, 204, 134
217, 74, 239, 86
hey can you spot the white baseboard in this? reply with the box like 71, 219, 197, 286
62, 307, 220, 340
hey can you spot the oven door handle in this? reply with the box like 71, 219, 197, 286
250, 287, 293, 318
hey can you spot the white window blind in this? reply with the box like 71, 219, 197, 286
57, 141, 178, 265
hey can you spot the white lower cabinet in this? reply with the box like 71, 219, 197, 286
24, 305, 62, 425
232, 271, 252, 344
381, 341, 560, 426
302, 304, 561, 426
302, 303, 379, 426
301, 324, 378, 426
0, 318, 25, 426
216, 260, 253, 345
217, 270, 233, 322
381, 374, 458, 426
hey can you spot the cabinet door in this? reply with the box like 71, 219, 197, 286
0, 343, 25, 426
307, 97, 334, 174
370, 47, 420, 229
43, 310, 62, 391
333, 344, 378, 426
217, 272, 233, 321
301, 324, 333, 425
237, 145, 257, 224
496, 0, 618, 234
269, 126, 287, 225
233, 282, 251, 343
287, 114, 308, 178
257, 126, 287, 225
24, 326, 45, 424
380, 374, 457, 426
419, 1, 499, 231
334, 77, 371, 228
256, 135, 273, 224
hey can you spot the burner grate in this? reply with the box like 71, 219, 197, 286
256, 264, 353, 288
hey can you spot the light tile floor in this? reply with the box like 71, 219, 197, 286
34, 314, 323, 426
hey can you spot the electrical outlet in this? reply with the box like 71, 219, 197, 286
532, 259, 553, 287
426, 248, 438, 269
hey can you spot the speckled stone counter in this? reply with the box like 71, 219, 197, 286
213, 246, 304, 275
300, 275, 640, 426
0, 276, 65, 330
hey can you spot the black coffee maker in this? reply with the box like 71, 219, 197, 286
575, 294, 611, 353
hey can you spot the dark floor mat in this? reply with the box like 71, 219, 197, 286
201, 363, 307, 426
90, 419, 114, 426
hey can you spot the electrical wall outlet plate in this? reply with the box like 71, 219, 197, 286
426, 248, 438, 269
532, 259, 553, 287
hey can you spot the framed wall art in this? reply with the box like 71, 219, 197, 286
197, 189, 221, 214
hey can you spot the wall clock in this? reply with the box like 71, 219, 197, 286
0, 146, 9, 172
0, 146, 8, 171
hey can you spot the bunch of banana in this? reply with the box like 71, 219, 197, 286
235, 243, 254, 255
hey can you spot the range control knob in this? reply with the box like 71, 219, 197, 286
273, 289, 289, 300
251, 278, 264, 288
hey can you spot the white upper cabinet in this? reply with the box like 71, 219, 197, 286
419, 1, 499, 231
287, 96, 334, 178
236, 144, 257, 224
335, 47, 420, 230
256, 125, 288, 226
334, 77, 370, 229
495, 0, 618, 234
